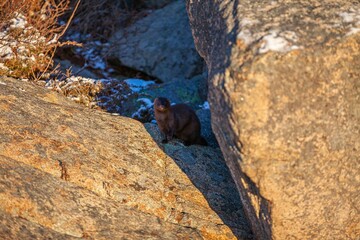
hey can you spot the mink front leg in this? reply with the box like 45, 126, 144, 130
162, 131, 174, 144
161, 127, 175, 144
161, 134, 169, 143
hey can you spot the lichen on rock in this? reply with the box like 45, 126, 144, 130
0, 76, 252, 239
186, 0, 360, 239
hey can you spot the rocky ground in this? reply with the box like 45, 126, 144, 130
0, 76, 252, 239
0, 1, 254, 239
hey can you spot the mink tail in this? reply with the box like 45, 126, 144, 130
197, 136, 208, 146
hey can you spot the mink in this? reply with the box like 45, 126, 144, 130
153, 97, 207, 146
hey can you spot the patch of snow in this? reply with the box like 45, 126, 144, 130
259, 32, 299, 54
0, 13, 51, 71
340, 12, 356, 23
237, 18, 260, 46
124, 78, 155, 92
237, 29, 254, 46
66, 76, 97, 84
90, 56, 106, 70
131, 105, 148, 118
0, 45, 13, 59
0, 63, 9, 71
29, 56, 36, 62
340, 9, 360, 36
347, 27, 360, 35
137, 98, 153, 107
132, 97, 154, 119
70, 96, 80, 102
65, 34, 111, 73
240, 18, 259, 27
47, 34, 58, 45
199, 101, 210, 109
9, 13, 27, 29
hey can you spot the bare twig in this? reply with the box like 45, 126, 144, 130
37, 0, 82, 81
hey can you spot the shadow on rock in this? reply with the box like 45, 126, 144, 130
144, 123, 253, 239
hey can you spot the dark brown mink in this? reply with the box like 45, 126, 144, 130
153, 97, 208, 146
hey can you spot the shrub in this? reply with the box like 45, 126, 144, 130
0, 0, 79, 80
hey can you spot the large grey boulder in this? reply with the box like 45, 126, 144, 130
186, 1, 360, 239
139, 0, 175, 9
110, 1, 204, 82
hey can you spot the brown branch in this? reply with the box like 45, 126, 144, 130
37, 0, 82, 81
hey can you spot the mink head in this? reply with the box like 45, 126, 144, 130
154, 97, 171, 112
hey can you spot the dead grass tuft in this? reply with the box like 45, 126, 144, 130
0, 0, 80, 80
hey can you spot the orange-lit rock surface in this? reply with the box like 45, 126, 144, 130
0, 76, 252, 239
187, 1, 360, 239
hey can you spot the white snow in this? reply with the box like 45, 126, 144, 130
9, 13, 27, 29
67, 76, 97, 84
340, 9, 360, 36
47, 34, 58, 45
0, 63, 9, 71
347, 27, 360, 35
131, 105, 147, 118
199, 101, 210, 109
237, 17, 301, 53
240, 18, 259, 27
340, 12, 356, 23
0, 45, 13, 59
236, 18, 260, 46
237, 29, 254, 46
259, 32, 299, 54
90, 56, 106, 70
137, 98, 153, 107
131, 98, 154, 119
0, 13, 50, 71
124, 78, 155, 92
66, 34, 111, 73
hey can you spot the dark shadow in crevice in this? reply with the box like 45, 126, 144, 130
186, 0, 273, 239
144, 123, 253, 239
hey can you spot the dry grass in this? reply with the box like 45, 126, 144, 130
45, 76, 131, 112
0, 0, 80, 80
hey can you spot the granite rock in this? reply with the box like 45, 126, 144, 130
186, 1, 360, 239
0, 76, 252, 239
110, 1, 204, 82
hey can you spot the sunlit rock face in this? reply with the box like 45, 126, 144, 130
0, 76, 252, 239
186, 1, 360, 239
